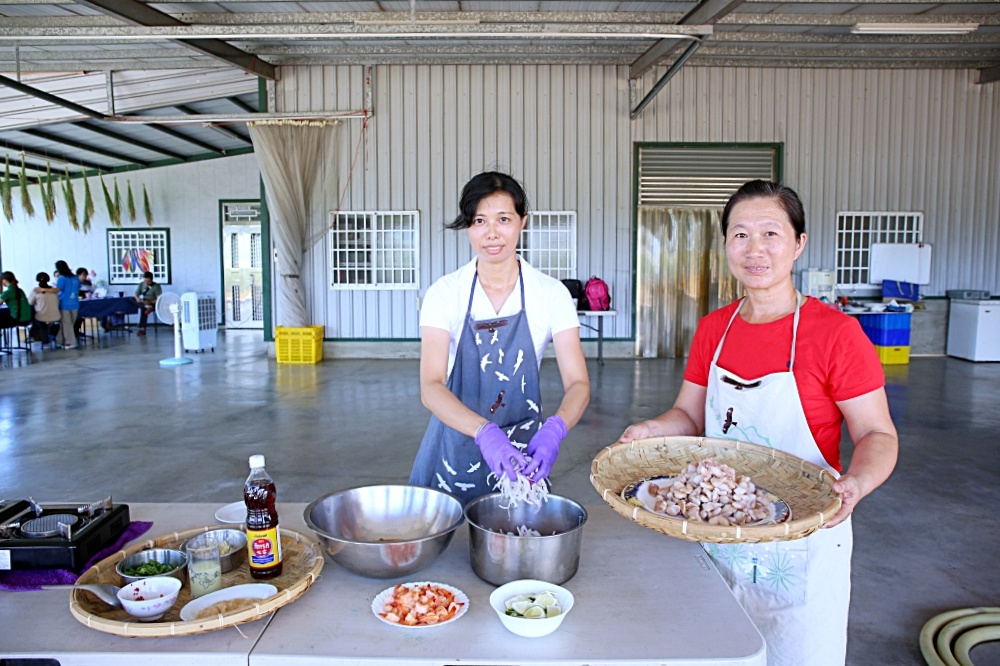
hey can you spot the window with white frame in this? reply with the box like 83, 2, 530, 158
107, 228, 171, 284
329, 211, 419, 289
519, 211, 577, 280
836, 211, 923, 289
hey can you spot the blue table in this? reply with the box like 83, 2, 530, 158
78, 296, 139, 320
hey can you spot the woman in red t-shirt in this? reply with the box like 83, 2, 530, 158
620, 180, 897, 666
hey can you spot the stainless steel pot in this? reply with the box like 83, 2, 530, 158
464, 493, 587, 586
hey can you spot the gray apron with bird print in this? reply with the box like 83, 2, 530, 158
409, 265, 542, 505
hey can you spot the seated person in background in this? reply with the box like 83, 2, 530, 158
133, 271, 162, 336
76, 267, 94, 299
0, 271, 34, 330
74, 267, 94, 336
28, 272, 62, 343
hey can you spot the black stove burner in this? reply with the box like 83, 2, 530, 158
22, 513, 81, 538
0, 499, 130, 571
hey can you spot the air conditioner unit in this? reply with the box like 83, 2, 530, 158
181, 292, 218, 353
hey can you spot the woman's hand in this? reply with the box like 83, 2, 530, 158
619, 421, 656, 442
475, 423, 528, 481
826, 474, 864, 528
523, 416, 567, 481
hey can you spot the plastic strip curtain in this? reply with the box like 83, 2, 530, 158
635, 207, 741, 358
248, 120, 342, 328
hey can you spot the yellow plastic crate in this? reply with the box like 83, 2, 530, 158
276, 325, 324, 364
874, 344, 909, 365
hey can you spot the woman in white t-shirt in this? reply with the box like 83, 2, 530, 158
409, 172, 590, 505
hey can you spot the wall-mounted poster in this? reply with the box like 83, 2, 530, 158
107, 228, 171, 284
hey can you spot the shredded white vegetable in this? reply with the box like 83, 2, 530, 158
489, 471, 550, 509
489, 524, 543, 537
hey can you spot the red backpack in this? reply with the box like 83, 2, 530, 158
583, 276, 611, 311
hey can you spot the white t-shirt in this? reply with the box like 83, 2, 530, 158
420, 257, 580, 376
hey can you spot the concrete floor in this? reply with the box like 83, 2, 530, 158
2, 329, 999, 665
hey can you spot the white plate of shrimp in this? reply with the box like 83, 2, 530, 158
371, 581, 468, 628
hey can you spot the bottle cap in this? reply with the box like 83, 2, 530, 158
249, 454, 265, 468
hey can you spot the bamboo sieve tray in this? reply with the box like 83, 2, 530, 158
590, 436, 842, 544
69, 525, 323, 637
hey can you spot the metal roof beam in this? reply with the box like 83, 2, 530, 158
631, 0, 745, 79
978, 65, 1000, 84
76, 120, 188, 160
0, 139, 109, 172
142, 124, 224, 155
226, 96, 257, 114
70, 0, 276, 79
0, 73, 107, 120
172, 103, 251, 144
18, 127, 150, 166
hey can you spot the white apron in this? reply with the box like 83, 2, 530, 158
703, 296, 853, 666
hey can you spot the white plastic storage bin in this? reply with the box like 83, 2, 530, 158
181, 292, 218, 353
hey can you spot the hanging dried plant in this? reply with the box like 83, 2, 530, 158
143, 184, 153, 226
126, 180, 136, 222
19, 155, 35, 218
113, 178, 122, 224
82, 171, 94, 233
1, 156, 12, 222
100, 173, 120, 227
43, 163, 57, 223
63, 168, 79, 231
38, 165, 51, 221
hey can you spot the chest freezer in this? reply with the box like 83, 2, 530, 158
947, 300, 1000, 362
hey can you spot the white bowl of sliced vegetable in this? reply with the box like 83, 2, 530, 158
488, 578, 574, 638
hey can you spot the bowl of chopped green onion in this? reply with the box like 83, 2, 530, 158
115, 548, 188, 585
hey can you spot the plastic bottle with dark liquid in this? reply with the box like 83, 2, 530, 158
245, 454, 283, 579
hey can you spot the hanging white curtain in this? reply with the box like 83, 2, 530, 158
248, 120, 342, 328
635, 207, 741, 358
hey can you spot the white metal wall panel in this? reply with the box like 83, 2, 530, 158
632, 66, 999, 299
275, 64, 634, 341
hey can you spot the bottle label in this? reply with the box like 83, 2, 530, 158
247, 526, 282, 568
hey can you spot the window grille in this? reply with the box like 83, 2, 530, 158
250, 233, 261, 269
252, 284, 263, 321
230, 285, 241, 321
107, 229, 170, 284
229, 234, 239, 269
329, 211, 419, 289
836, 212, 923, 288
519, 211, 577, 280
222, 202, 261, 224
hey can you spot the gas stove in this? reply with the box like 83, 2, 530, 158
0, 497, 130, 571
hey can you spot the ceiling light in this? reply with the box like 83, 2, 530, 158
851, 22, 979, 35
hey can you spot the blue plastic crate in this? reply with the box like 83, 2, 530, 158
858, 313, 912, 330
864, 327, 911, 346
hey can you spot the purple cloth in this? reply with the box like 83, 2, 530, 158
0, 521, 153, 591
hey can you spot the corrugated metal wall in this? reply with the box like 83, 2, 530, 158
275, 64, 999, 342
632, 67, 1000, 300
275, 65, 633, 340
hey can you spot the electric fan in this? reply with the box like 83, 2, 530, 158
154, 292, 194, 367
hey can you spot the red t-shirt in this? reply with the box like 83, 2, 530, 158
684, 297, 885, 471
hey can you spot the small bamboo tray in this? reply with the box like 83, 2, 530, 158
69, 525, 323, 637
591, 436, 841, 544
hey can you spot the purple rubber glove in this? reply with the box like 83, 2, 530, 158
475, 422, 528, 482
523, 415, 567, 481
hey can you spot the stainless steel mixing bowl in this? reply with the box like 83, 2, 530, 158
303, 484, 465, 579
465, 493, 588, 586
